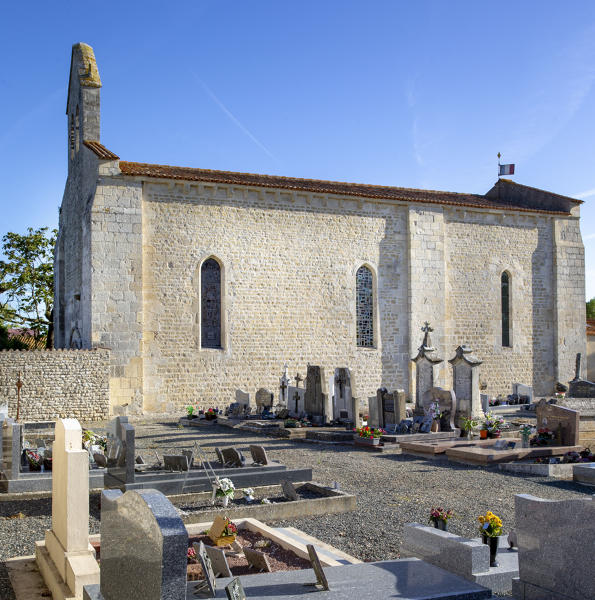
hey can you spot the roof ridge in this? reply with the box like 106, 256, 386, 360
498, 178, 583, 204
119, 161, 483, 199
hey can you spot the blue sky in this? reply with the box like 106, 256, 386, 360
0, 1, 594, 299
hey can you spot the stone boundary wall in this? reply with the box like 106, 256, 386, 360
0, 349, 110, 421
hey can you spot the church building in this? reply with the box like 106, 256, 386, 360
55, 43, 587, 414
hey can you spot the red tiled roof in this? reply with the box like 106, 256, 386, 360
117, 161, 572, 215
588, 319, 595, 337
83, 140, 119, 160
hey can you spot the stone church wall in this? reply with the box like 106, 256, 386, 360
138, 182, 409, 412
444, 210, 556, 396
0, 349, 110, 421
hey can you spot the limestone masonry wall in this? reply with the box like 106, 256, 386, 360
140, 183, 408, 412
0, 349, 109, 421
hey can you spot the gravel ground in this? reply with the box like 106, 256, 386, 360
1, 418, 591, 598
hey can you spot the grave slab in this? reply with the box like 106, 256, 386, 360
179, 558, 492, 599
401, 523, 518, 594
445, 443, 582, 466
573, 462, 595, 486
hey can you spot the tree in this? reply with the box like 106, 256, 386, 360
588, 297, 595, 320
0, 227, 57, 347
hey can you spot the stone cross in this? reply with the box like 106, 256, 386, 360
294, 373, 303, 388
573, 352, 582, 381
421, 322, 435, 351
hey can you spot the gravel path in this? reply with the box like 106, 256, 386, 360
1, 418, 590, 598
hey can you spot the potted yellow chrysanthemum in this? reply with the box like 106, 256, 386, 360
478, 510, 503, 567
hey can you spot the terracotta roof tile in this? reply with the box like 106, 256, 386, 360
118, 161, 571, 215
83, 140, 119, 160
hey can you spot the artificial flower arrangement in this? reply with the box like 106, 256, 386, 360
204, 407, 218, 420
354, 425, 386, 439
25, 449, 43, 471
284, 418, 301, 428
426, 401, 442, 421
519, 424, 534, 437
221, 518, 238, 537
477, 511, 503, 538
82, 429, 107, 451
530, 427, 555, 447
215, 477, 235, 498
428, 506, 454, 526
562, 449, 594, 463
186, 405, 198, 418
243, 487, 255, 502
461, 417, 479, 433
481, 412, 505, 436
187, 546, 197, 563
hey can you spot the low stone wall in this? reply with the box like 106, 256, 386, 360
0, 349, 110, 421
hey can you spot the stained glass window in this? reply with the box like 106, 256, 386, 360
356, 265, 374, 347
201, 258, 221, 349
501, 271, 510, 347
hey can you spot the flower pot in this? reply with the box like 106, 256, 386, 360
433, 519, 448, 531
481, 533, 488, 544
488, 430, 501, 439
488, 535, 499, 567
480, 429, 488, 439
466, 430, 473, 441
354, 436, 381, 446
205, 414, 217, 421
431, 419, 440, 433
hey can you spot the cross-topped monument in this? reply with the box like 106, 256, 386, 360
420, 322, 435, 352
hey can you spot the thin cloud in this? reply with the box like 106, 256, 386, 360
192, 73, 278, 164
574, 188, 595, 200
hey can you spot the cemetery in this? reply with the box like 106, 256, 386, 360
2, 342, 595, 598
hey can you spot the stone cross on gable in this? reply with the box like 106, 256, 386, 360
294, 373, 303, 387
421, 322, 435, 351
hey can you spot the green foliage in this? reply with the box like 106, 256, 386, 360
587, 297, 595, 320
0, 227, 57, 339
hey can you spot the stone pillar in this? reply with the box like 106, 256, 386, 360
449, 345, 483, 421
396, 390, 407, 422
36, 419, 99, 599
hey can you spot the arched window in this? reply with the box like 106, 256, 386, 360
356, 265, 374, 347
501, 271, 510, 347
201, 258, 221, 348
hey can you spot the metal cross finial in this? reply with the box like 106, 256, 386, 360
421, 322, 433, 334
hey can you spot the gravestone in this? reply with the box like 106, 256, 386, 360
279, 364, 290, 407
281, 479, 299, 501
421, 387, 457, 431
535, 399, 579, 446
411, 323, 444, 414
225, 578, 246, 600
307, 544, 329, 591
512, 494, 595, 600
333, 368, 353, 422
163, 454, 189, 472
255, 388, 273, 412
35, 419, 99, 599
235, 389, 250, 406
193, 541, 217, 597
1, 419, 21, 482
512, 383, 533, 403
243, 547, 271, 572
105, 416, 135, 488
449, 345, 483, 421
480, 394, 489, 414
288, 386, 305, 417
567, 352, 595, 398
98, 489, 188, 600
0, 403, 7, 419
221, 447, 245, 467
377, 388, 395, 428
249, 445, 269, 465
204, 544, 232, 578
367, 395, 380, 427
304, 365, 329, 422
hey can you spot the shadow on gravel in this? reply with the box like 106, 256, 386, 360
0, 561, 16, 600
0, 498, 51, 518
